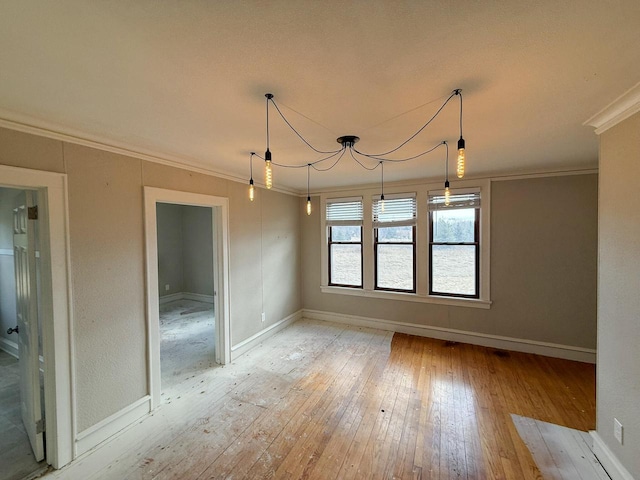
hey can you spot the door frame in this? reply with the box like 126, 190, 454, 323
0, 165, 74, 469
143, 187, 231, 409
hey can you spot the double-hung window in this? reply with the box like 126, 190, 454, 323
326, 198, 363, 288
373, 194, 417, 292
428, 190, 480, 298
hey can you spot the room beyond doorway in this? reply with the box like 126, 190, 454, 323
144, 187, 232, 410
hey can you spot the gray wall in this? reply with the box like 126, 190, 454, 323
157, 203, 184, 296
182, 205, 214, 297
156, 203, 214, 298
0, 126, 303, 433
597, 111, 640, 478
0, 188, 18, 345
302, 173, 598, 349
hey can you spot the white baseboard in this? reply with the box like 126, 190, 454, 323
0, 337, 18, 358
231, 310, 303, 361
159, 292, 214, 305
590, 431, 636, 480
303, 309, 597, 364
158, 292, 184, 304
182, 292, 214, 304
75, 395, 151, 457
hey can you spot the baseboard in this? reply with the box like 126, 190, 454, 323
158, 292, 184, 304
231, 310, 303, 361
182, 292, 214, 304
0, 337, 18, 358
75, 395, 151, 457
159, 292, 214, 305
590, 431, 635, 480
303, 309, 597, 364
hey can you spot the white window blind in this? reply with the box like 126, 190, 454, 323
326, 198, 363, 226
429, 191, 480, 211
372, 194, 417, 228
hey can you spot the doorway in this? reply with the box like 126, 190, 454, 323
0, 165, 73, 471
144, 188, 231, 410
156, 203, 216, 393
0, 187, 48, 480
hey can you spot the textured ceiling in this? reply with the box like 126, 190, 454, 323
1, 1, 639, 191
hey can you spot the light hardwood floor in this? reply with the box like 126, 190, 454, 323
50, 317, 595, 480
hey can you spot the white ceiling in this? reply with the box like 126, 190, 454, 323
1, 1, 639, 191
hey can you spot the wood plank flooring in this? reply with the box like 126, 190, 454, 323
48, 317, 596, 480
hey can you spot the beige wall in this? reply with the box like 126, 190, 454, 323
0, 126, 302, 433
302, 174, 598, 349
597, 111, 640, 478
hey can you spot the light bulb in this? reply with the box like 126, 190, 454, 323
457, 137, 466, 179
249, 182, 255, 202
380, 196, 385, 213
306, 197, 312, 216
265, 160, 272, 189
444, 187, 451, 206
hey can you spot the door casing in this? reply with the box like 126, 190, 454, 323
0, 165, 73, 469
143, 187, 231, 409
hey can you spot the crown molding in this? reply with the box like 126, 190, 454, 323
584, 81, 640, 135
0, 110, 298, 196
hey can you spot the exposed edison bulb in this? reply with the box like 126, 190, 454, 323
444, 186, 451, 206
380, 196, 385, 213
306, 197, 312, 216
249, 182, 255, 202
265, 160, 273, 189
457, 137, 466, 179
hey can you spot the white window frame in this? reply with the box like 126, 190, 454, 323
320, 179, 491, 309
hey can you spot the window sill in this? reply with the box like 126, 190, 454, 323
320, 285, 492, 309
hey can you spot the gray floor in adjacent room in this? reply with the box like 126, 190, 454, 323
159, 299, 216, 396
512, 414, 611, 480
0, 350, 46, 480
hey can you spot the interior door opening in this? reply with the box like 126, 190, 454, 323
156, 203, 218, 398
0, 187, 49, 480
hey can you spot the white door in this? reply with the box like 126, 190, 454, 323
13, 190, 45, 461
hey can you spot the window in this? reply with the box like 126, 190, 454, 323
326, 199, 363, 288
428, 191, 480, 298
373, 194, 416, 292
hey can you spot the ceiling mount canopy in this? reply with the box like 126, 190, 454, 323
248, 89, 467, 214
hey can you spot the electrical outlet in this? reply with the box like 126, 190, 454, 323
614, 418, 623, 444
261, 312, 266, 323
165, 284, 170, 291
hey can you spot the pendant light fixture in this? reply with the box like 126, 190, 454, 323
443, 141, 451, 206
306, 164, 312, 215
249, 152, 255, 201
265, 93, 273, 189
247, 89, 467, 212
455, 89, 465, 178
379, 161, 385, 213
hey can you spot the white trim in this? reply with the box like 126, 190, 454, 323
309, 168, 598, 195
0, 113, 296, 196
158, 292, 215, 305
158, 292, 184, 305
74, 396, 151, 457
590, 431, 635, 480
0, 164, 74, 469
0, 337, 18, 358
304, 309, 597, 363
144, 187, 231, 411
319, 285, 491, 309
585, 81, 640, 135
0, 248, 13, 255
230, 310, 303, 361
489, 168, 599, 182
182, 292, 214, 304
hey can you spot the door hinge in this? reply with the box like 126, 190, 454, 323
28, 205, 38, 220
36, 418, 45, 434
